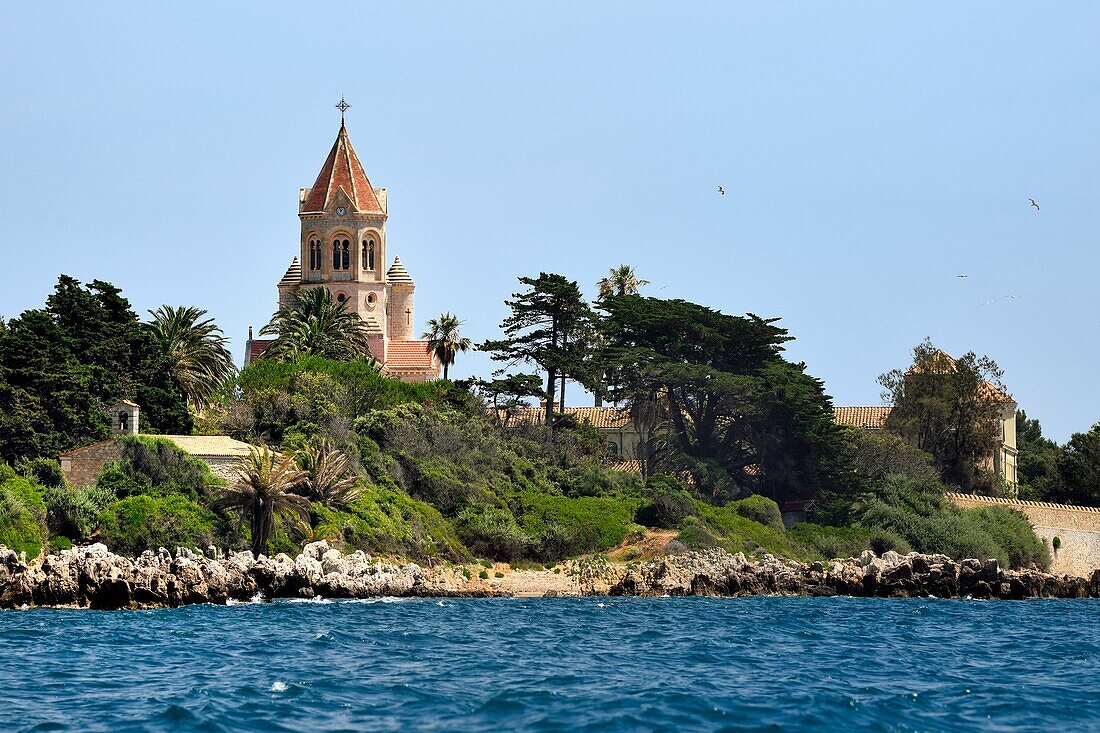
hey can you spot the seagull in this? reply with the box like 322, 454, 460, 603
956, 274, 968, 279
981, 299, 997, 307
1029, 198, 1040, 211
717, 186, 725, 195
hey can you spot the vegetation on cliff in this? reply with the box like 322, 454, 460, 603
0, 274, 1059, 570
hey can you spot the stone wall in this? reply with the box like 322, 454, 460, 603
946, 492, 1100, 577
59, 441, 121, 488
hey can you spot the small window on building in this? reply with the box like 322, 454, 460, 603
363, 239, 375, 270
336, 293, 347, 304
341, 239, 350, 270
367, 292, 376, 304
332, 240, 340, 269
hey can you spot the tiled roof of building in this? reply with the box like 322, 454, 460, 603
384, 340, 437, 373
611, 459, 644, 474
386, 256, 414, 284
302, 124, 385, 215
278, 257, 301, 286
833, 406, 892, 429
503, 406, 634, 429
248, 338, 274, 364
160, 435, 253, 458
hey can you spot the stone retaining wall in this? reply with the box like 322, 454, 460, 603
946, 492, 1100, 577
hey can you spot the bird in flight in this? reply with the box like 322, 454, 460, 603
1029, 198, 1040, 211
717, 186, 725, 195
981, 299, 997, 307
956, 274, 968, 279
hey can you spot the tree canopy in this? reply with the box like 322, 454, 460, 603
480, 273, 595, 428
599, 295, 852, 505
0, 276, 191, 463
879, 339, 1007, 492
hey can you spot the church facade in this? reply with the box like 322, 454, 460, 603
244, 119, 439, 381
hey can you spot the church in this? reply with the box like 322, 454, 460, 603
244, 109, 440, 382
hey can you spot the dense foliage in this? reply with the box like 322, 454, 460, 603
600, 295, 853, 505
0, 276, 191, 463
880, 340, 1007, 492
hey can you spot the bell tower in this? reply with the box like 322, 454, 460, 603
290, 99, 389, 358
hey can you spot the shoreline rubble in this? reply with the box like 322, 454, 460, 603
0, 542, 1097, 610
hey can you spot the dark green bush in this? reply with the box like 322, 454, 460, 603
635, 475, 697, 529
43, 484, 115, 540
0, 470, 48, 558
789, 523, 911, 560
856, 474, 1049, 569
453, 506, 529, 561
97, 495, 218, 555
17, 458, 65, 488
730, 494, 784, 530
518, 493, 640, 560
97, 436, 220, 501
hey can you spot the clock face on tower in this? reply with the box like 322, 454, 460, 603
336, 206, 346, 216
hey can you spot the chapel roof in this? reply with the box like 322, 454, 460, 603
302, 124, 385, 216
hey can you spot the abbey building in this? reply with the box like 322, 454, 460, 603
244, 121, 439, 381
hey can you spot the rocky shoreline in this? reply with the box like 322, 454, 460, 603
1, 542, 1097, 610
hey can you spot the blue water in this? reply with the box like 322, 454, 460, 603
1, 597, 1098, 732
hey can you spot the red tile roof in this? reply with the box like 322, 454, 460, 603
833, 406, 892, 429
384, 340, 438, 374
502, 406, 634, 429
247, 339, 274, 365
302, 124, 385, 215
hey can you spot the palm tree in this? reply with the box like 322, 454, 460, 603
213, 446, 311, 557
421, 312, 472, 380
293, 438, 361, 509
147, 306, 236, 410
260, 287, 375, 362
597, 265, 649, 298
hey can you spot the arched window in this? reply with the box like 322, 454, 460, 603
309, 238, 321, 270
362, 238, 375, 270
341, 239, 350, 270
332, 239, 340, 269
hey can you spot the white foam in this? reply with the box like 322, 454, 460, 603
270, 681, 288, 693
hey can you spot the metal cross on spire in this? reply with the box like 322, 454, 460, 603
335, 97, 351, 125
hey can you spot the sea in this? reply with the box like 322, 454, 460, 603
0, 596, 1097, 732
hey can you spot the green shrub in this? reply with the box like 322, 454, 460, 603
635, 475, 697, 529
969, 506, 1050, 569
696, 502, 803, 558
454, 506, 529, 561
312, 485, 467, 561
43, 484, 115, 541
461, 566, 473, 580
97, 495, 218, 555
1052, 536, 1062, 552
0, 472, 48, 558
478, 559, 493, 568
675, 516, 722, 550
517, 493, 640, 560
478, 569, 489, 580
16, 458, 65, 488
97, 436, 220, 501
856, 474, 1049, 569
730, 495, 784, 530
494, 571, 504, 578
49, 536, 73, 552
789, 523, 911, 560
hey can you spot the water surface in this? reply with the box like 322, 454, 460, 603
1, 597, 1097, 732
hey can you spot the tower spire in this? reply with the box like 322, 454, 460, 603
335, 96, 351, 126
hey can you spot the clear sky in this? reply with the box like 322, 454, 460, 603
2, 4, 1097, 441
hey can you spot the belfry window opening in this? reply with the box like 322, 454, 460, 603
308, 238, 321, 270
333, 238, 350, 270
363, 239, 375, 270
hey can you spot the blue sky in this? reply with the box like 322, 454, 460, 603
2, 4, 1097, 441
